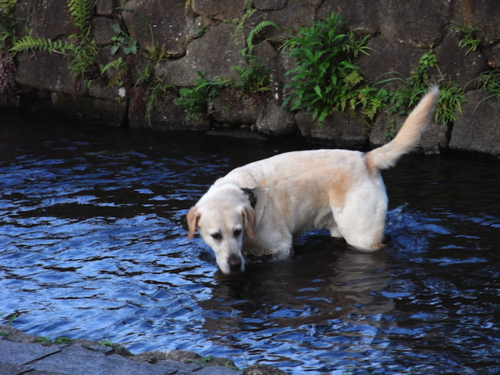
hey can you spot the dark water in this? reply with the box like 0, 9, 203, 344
1, 110, 500, 374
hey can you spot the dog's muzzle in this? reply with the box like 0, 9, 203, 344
227, 254, 243, 273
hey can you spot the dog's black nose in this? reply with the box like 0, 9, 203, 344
227, 255, 242, 272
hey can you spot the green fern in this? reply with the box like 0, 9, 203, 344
0, 0, 17, 15
344, 71, 363, 88
246, 21, 280, 52
100, 57, 128, 86
66, 37, 99, 77
10, 36, 73, 55
101, 57, 125, 75
67, 0, 93, 37
0, 0, 18, 48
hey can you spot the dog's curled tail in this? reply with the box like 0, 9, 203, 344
365, 86, 440, 172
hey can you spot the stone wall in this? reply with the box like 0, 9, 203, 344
3, 0, 500, 157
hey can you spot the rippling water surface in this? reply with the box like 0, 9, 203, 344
1, 110, 500, 374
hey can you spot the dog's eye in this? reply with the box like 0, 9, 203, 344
211, 233, 222, 240
233, 228, 242, 237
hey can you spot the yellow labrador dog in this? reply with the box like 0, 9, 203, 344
187, 87, 439, 274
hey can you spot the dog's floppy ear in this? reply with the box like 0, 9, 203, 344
241, 205, 256, 240
187, 207, 201, 239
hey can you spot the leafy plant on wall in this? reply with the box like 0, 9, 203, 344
10, 0, 99, 79
281, 12, 372, 124
233, 21, 280, 94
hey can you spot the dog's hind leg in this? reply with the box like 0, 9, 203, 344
330, 189, 387, 251
329, 223, 343, 238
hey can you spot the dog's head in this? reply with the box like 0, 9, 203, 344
187, 186, 256, 274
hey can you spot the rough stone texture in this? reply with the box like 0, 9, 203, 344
369, 112, 404, 147
0, 362, 33, 375
449, 90, 500, 157
133, 349, 201, 362
196, 367, 241, 375
253, 41, 279, 72
296, 110, 369, 148
0, 325, 39, 343
88, 81, 124, 101
97, 46, 128, 83
128, 88, 210, 131
356, 37, 424, 83
97, 0, 117, 17
0, 340, 61, 365
434, 31, 489, 86
212, 89, 261, 125
452, 0, 500, 45
487, 44, 500, 69
120, 0, 194, 56
207, 128, 268, 140
316, 0, 380, 34
31, 343, 202, 375
0, 53, 19, 108
52, 92, 127, 127
156, 23, 247, 86
378, 0, 452, 48
421, 121, 450, 154
16, 52, 87, 96
247, 4, 316, 41
253, 0, 287, 11
256, 99, 297, 136
192, 0, 246, 21
94, 17, 116, 46
243, 364, 287, 375
270, 52, 296, 105
1, 325, 280, 375
15, 0, 75, 40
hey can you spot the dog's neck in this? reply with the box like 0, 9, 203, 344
241, 188, 257, 209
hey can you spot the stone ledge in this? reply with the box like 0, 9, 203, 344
0, 325, 285, 375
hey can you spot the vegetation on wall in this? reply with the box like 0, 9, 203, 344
475, 69, 500, 105
174, 71, 227, 120
281, 12, 469, 135
0, 0, 18, 49
375, 49, 466, 126
10, 0, 100, 79
0, 0, 19, 106
281, 12, 372, 124
1, 0, 499, 142
232, 21, 280, 95
451, 22, 483, 55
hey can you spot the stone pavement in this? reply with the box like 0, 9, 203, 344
0, 325, 285, 375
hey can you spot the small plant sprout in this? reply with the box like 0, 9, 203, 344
451, 22, 483, 55
111, 23, 138, 55
173, 71, 228, 120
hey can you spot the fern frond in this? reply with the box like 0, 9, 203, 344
344, 71, 363, 88
67, 0, 92, 36
101, 57, 125, 75
246, 21, 280, 52
0, 0, 18, 13
10, 36, 73, 55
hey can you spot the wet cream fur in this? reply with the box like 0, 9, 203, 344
187, 87, 439, 274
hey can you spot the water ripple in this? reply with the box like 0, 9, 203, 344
1, 112, 500, 373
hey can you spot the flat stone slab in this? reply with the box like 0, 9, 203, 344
0, 362, 34, 375
30, 344, 203, 375
0, 326, 279, 375
0, 340, 61, 365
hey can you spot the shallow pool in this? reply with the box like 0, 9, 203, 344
1, 110, 500, 374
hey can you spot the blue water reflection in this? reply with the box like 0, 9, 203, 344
1, 110, 500, 374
